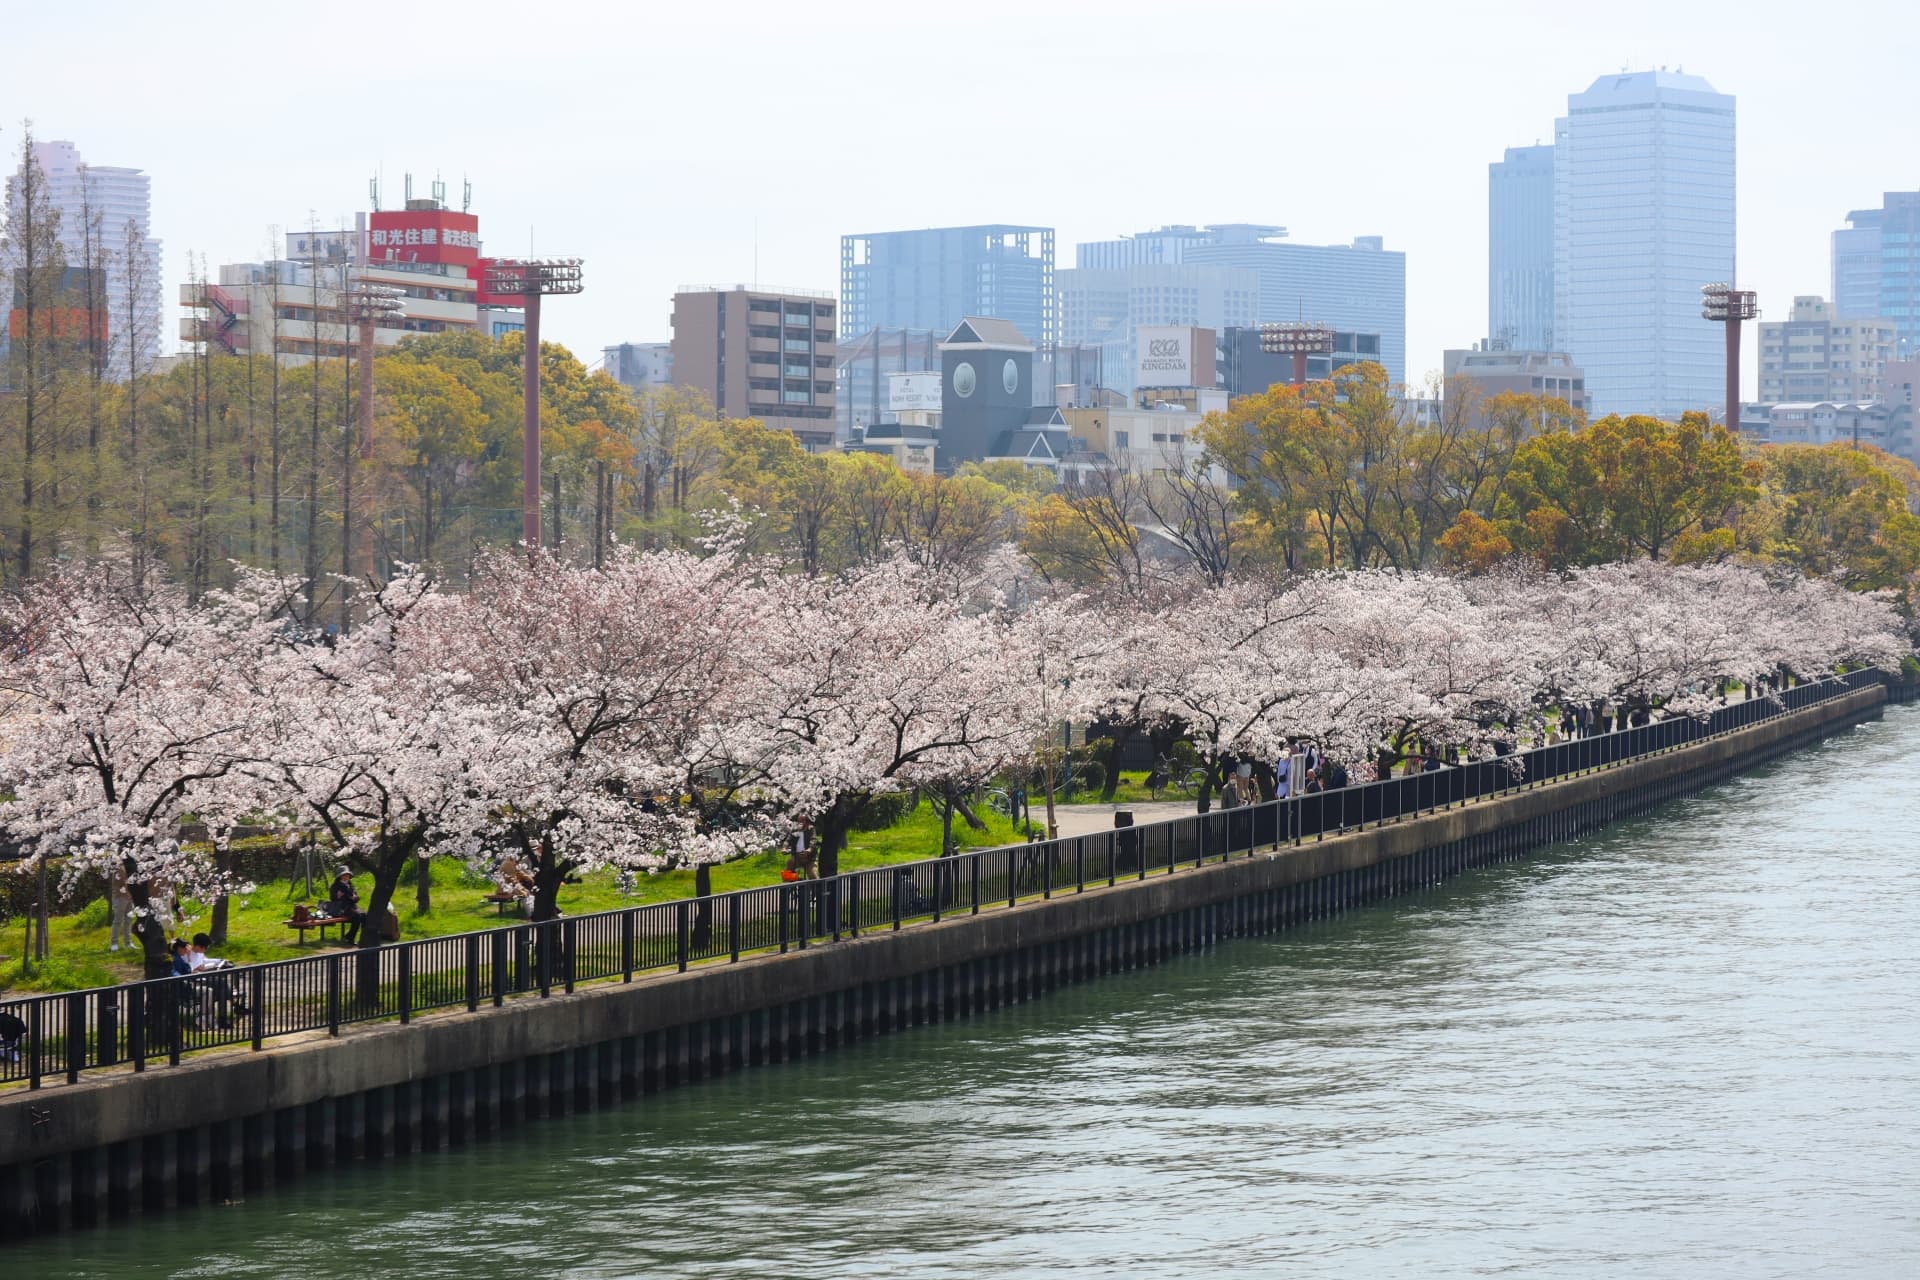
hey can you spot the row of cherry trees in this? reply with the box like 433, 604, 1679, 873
0, 545, 1906, 977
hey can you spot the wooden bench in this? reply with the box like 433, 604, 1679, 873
484, 891, 526, 915
285, 915, 348, 943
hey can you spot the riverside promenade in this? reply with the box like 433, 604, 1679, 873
0, 671, 1896, 1236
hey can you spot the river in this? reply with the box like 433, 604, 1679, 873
15, 706, 1918, 1278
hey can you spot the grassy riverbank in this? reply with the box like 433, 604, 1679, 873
0, 804, 1029, 995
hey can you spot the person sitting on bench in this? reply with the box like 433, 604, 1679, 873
326, 867, 365, 945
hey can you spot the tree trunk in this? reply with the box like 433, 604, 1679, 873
415, 853, 431, 915
1098, 723, 1133, 802
210, 850, 230, 946
691, 863, 713, 950
951, 791, 989, 833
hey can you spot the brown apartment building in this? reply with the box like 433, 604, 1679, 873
670, 287, 838, 449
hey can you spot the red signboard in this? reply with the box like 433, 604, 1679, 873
367, 209, 481, 268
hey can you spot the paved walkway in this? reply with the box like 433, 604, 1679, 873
1047, 800, 1197, 839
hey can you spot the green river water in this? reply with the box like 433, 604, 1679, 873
13, 706, 1919, 1278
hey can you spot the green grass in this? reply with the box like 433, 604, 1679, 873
1, 802, 1035, 995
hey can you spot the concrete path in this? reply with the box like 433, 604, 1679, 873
1045, 800, 1197, 839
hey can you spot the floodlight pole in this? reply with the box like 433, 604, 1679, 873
484, 258, 585, 550
523, 291, 542, 548
1258, 322, 1338, 387
1701, 283, 1759, 429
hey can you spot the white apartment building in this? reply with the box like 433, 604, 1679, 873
1757, 296, 1899, 404
4, 139, 165, 373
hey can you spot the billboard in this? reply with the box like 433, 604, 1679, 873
367, 208, 481, 268
1135, 326, 1195, 388
888, 370, 941, 413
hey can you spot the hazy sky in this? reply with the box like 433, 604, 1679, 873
7, 0, 1914, 393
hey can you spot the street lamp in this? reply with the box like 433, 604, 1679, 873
1258, 322, 1337, 387
483, 258, 585, 549
1701, 283, 1758, 429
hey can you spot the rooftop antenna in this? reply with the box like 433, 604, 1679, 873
431, 173, 446, 209
369, 174, 380, 212
462, 176, 472, 213
404, 172, 413, 204
754, 216, 759, 289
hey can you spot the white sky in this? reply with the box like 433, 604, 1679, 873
7, 0, 1915, 394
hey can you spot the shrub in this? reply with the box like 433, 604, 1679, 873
854, 789, 920, 831
73, 897, 111, 929
1069, 761, 1107, 796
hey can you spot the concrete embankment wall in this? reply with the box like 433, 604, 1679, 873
0, 685, 1887, 1237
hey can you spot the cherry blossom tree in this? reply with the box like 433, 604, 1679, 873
427, 545, 776, 923
0, 559, 283, 979
732, 555, 1059, 903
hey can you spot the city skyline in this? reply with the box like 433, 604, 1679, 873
5, 0, 1915, 403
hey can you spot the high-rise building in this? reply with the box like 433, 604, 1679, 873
1056, 262, 1257, 394
839, 225, 1054, 346
4, 139, 164, 374
602, 342, 673, 390
835, 326, 943, 438
1552, 71, 1736, 419
1442, 345, 1589, 424
1830, 193, 1920, 356
1169, 226, 1405, 384
1218, 327, 1384, 397
1832, 206, 1885, 321
1488, 144, 1555, 352
670, 286, 837, 449
1757, 296, 1898, 404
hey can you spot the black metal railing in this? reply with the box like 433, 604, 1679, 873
0, 668, 1888, 1091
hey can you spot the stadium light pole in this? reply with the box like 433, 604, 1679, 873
1258, 322, 1337, 387
483, 258, 584, 549
1701, 283, 1758, 430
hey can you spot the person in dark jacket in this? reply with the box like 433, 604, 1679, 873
169, 939, 193, 976
327, 868, 364, 945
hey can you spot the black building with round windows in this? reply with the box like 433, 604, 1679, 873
937, 316, 1067, 470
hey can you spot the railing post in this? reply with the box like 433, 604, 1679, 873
538, 923, 554, 998
398, 944, 413, 1024
27, 1000, 42, 1090
621, 908, 637, 980
466, 934, 481, 1010
327, 955, 342, 1036
893, 873, 904, 931
848, 874, 860, 939
169, 978, 184, 1067
129, 983, 146, 1074
66, 992, 85, 1084
563, 919, 578, 995
1041, 842, 1052, 900
729, 894, 743, 962
250, 968, 266, 1049
832, 877, 844, 943
1008, 848, 1018, 909
1108, 830, 1118, 887
1076, 838, 1086, 894
970, 852, 982, 915
676, 901, 690, 973
491, 930, 508, 1006
779, 886, 791, 953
